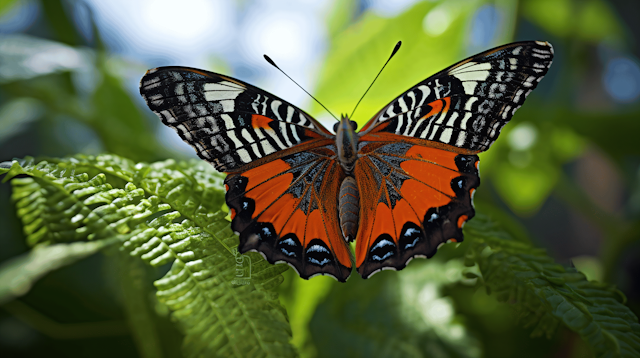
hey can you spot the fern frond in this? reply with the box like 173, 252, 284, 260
0, 155, 296, 358
465, 216, 640, 358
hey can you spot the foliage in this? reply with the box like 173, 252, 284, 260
2, 155, 639, 357
465, 217, 640, 357
1, 0, 640, 357
0, 155, 295, 358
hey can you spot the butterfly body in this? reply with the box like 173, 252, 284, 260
140, 41, 554, 282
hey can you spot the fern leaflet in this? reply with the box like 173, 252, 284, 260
465, 216, 640, 358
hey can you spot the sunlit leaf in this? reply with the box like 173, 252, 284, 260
492, 161, 559, 215
310, 260, 481, 358
313, 1, 481, 125
522, 0, 623, 42
0, 34, 93, 83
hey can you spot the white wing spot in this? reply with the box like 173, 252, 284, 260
440, 127, 453, 143
221, 114, 235, 129
220, 100, 235, 112
462, 81, 478, 95
237, 148, 251, 163
456, 131, 467, 146
464, 97, 478, 111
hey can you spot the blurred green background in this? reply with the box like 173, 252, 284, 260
0, 0, 639, 357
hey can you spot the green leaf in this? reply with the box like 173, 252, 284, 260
0, 98, 45, 143
310, 259, 481, 358
465, 216, 640, 358
39, 0, 80, 46
1, 154, 297, 358
0, 0, 18, 17
0, 34, 93, 84
491, 160, 559, 214
522, 0, 623, 42
313, 1, 479, 123
0, 237, 118, 305
89, 62, 169, 162
111, 249, 170, 358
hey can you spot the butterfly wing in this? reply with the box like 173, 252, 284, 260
354, 140, 479, 278
140, 67, 352, 281
355, 41, 553, 277
140, 66, 333, 172
225, 148, 353, 281
359, 41, 554, 152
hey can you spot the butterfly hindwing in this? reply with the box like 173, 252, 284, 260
354, 140, 479, 278
225, 146, 353, 281
140, 66, 333, 172
360, 41, 554, 153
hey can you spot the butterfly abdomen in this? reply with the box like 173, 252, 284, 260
339, 176, 359, 243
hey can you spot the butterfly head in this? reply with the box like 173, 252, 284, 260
335, 114, 359, 173
333, 115, 358, 133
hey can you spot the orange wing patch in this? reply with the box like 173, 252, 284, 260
421, 97, 450, 119
251, 114, 273, 130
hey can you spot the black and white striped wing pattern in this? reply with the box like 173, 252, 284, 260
360, 41, 554, 153
140, 67, 333, 172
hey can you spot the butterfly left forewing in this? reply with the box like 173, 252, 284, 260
140, 66, 333, 173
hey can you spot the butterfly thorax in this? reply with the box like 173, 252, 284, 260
335, 114, 359, 174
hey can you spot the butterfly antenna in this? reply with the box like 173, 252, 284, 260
264, 55, 339, 121
349, 41, 402, 119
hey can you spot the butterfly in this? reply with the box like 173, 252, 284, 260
139, 41, 554, 282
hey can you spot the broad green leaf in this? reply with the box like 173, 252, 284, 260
312, 0, 484, 124
0, 237, 118, 305
112, 250, 169, 358
279, 272, 335, 357
492, 161, 559, 215
89, 61, 169, 162
39, 0, 81, 46
478, 119, 585, 215
0, 0, 18, 17
0, 34, 93, 83
0, 97, 45, 143
310, 259, 480, 358
522, 0, 623, 42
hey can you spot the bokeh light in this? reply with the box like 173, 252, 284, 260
603, 57, 640, 103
